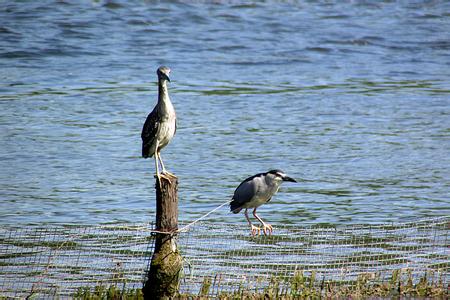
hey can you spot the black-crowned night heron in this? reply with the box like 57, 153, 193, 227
230, 170, 297, 236
141, 66, 177, 180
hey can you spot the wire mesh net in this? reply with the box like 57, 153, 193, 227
0, 217, 448, 298
179, 217, 449, 296
0, 224, 154, 298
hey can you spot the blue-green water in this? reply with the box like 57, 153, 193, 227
1, 1, 449, 226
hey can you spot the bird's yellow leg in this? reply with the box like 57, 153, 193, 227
253, 208, 273, 236
245, 209, 260, 236
154, 155, 162, 185
156, 152, 171, 181
154, 142, 162, 185
158, 152, 176, 178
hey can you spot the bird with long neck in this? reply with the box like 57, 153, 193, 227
141, 66, 177, 181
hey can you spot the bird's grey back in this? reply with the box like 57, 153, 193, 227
233, 178, 256, 203
232, 173, 267, 204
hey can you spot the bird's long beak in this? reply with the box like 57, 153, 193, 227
165, 74, 171, 82
283, 176, 297, 183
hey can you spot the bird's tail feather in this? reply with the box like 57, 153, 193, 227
230, 199, 242, 214
142, 144, 152, 158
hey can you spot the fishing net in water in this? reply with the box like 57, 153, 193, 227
0, 224, 153, 298
0, 217, 448, 298
179, 217, 449, 296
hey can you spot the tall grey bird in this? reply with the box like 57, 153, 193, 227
230, 170, 297, 236
141, 66, 176, 180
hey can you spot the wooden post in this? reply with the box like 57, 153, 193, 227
143, 175, 183, 299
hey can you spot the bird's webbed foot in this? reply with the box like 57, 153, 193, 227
161, 170, 177, 179
250, 224, 261, 236
262, 223, 273, 236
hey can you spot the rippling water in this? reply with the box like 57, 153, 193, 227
1, 1, 449, 226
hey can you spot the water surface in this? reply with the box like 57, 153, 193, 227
1, 1, 449, 226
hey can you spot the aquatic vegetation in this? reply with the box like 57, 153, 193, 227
72, 269, 447, 299
73, 285, 143, 300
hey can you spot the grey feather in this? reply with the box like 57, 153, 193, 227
141, 107, 160, 158
230, 174, 262, 213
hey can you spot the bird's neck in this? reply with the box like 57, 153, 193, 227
157, 79, 174, 115
266, 177, 282, 189
158, 79, 169, 102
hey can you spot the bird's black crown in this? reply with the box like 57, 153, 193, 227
267, 169, 285, 176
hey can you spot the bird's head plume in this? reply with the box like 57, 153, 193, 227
267, 169, 297, 183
